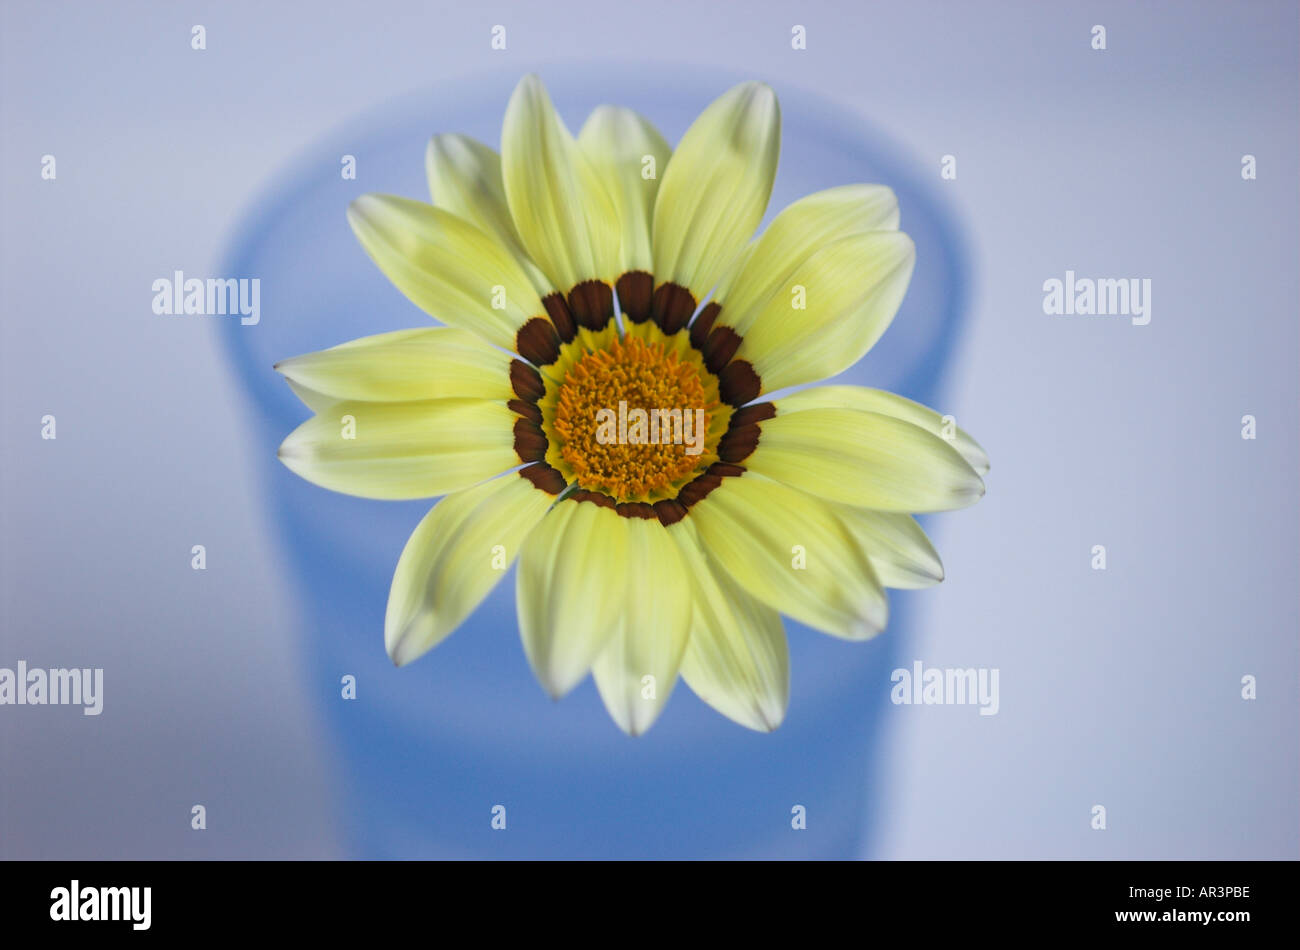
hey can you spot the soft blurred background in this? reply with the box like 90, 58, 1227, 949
1, 0, 1296, 859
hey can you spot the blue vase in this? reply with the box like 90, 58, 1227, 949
218, 64, 970, 858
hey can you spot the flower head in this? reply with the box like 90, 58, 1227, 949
275, 75, 989, 734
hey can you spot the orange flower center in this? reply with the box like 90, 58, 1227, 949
551, 334, 719, 503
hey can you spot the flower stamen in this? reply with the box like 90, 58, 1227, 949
549, 333, 720, 502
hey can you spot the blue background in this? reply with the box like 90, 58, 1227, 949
1, 0, 1296, 859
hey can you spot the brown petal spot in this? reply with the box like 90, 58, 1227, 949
616, 271, 654, 324
650, 282, 696, 334
513, 417, 548, 462
507, 398, 542, 425
615, 501, 657, 520
708, 462, 746, 479
653, 498, 688, 526
509, 360, 545, 402
718, 360, 761, 406
729, 402, 776, 427
570, 488, 616, 510
689, 302, 721, 350
568, 280, 614, 331
542, 293, 576, 342
703, 326, 742, 374
519, 463, 566, 495
677, 472, 723, 508
515, 317, 561, 367
718, 423, 761, 463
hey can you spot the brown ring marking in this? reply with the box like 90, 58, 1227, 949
650, 282, 696, 334
507, 398, 543, 425
729, 402, 776, 428
542, 293, 577, 342
565, 483, 729, 522
689, 301, 721, 350
567, 488, 655, 520
717, 424, 761, 463
513, 417, 548, 462
615, 501, 657, 520
569, 488, 615, 510
616, 271, 654, 324
519, 462, 566, 495
703, 326, 742, 374
509, 360, 545, 402
568, 280, 614, 331
676, 461, 745, 508
718, 360, 761, 407
515, 317, 561, 367
653, 498, 688, 526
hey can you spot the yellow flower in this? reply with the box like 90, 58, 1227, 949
275, 75, 989, 735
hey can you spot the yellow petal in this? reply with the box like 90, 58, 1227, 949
276, 398, 518, 500
671, 523, 788, 731
734, 231, 914, 394
424, 133, 553, 293
516, 498, 626, 697
689, 474, 887, 640
714, 184, 899, 330
275, 328, 512, 404
577, 106, 672, 275
711, 239, 756, 306
590, 517, 692, 735
829, 506, 943, 589
501, 75, 619, 291
776, 385, 990, 475
284, 378, 340, 413
652, 81, 780, 301
347, 194, 545, 351
386, 473, 554, 666
746, 407, 984, 512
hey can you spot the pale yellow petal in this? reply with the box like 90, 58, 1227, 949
689, 474, 887, 640
577, 107, 671, 275
734, 231, 914, 394
671, 523, 788, 731
590, 518, 692, 735
386, 474, 553, 666
276, 399, 518, 500
652, 81, 780, 301
274, 327, 513, 404
714, 184, 899, 329
425, 133, 553, 293
501, 75, 619, 291
830, 506, 943, 589
746, 407, 984, 512
710, 239, 756, 306
347, 194, 545, 351
516, 498, 626, 697
776, 385, 990, 475
284, 378, 339, 413
424, 134, 522, 257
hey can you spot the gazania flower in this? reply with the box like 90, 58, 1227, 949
275, 75, 989, 735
